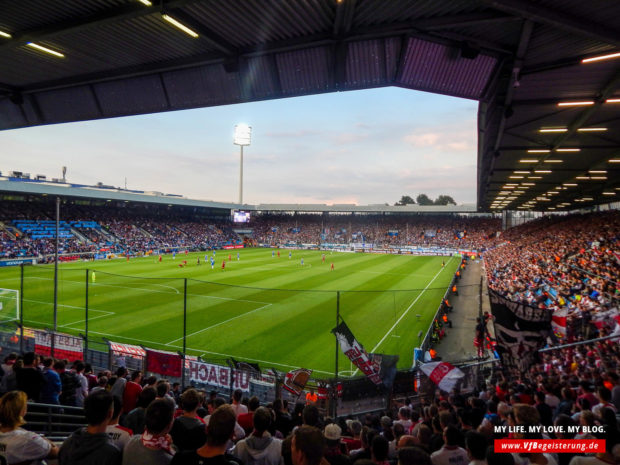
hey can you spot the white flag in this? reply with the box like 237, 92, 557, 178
420, 361, 464, 392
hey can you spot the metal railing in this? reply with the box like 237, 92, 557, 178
24, 402, 86, 442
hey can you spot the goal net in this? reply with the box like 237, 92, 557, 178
0, 288, 19, 322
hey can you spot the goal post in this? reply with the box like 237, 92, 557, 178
0, 288, 19, 322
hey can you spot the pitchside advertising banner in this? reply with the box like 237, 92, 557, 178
188, 360, 252, 392
0, 258, 36, 267
489, 289, 552, 373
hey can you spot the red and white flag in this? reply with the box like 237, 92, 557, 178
551, 307, 567, 338
419, 362, 464, 392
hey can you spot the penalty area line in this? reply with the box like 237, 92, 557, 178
164, 303, 273, 345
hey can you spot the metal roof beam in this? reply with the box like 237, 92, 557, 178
492, 19, 534, 154
497, 145, 618, 151
549, 68, 620, 151
483, 0, 620, 47
166, 9, 237, 56
0, 0, 206, 52
415, 12, 520, 30
504, 109, 568, 131
333, 0, 357, 36
330, 40, 348, 90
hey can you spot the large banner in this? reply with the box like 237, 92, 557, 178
332, 320, 398, 386
34, 330, 83, 361
188, 360, 251, 392
146, 349, 182, 377
489, 289, 552, 373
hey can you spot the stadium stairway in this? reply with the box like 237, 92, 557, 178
0, 221, 17, 239
435, 259, 489, 362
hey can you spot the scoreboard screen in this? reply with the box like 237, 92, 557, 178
233, 210, 251, 223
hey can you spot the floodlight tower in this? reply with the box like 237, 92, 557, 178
233, 124, 252, 205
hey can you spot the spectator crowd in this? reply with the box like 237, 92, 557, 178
484, 210, 619, 341
0, 347, 618, 465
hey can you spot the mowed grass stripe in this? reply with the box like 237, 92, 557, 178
0, 249, 459, 372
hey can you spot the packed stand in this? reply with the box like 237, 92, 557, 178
0, 348, 618, 465
251, 214, 501, 251
0, 201, 242, 258
484, 210, 620, 342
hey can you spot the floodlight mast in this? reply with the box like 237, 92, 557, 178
233, 124, 251, 205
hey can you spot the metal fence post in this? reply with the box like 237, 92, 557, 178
333, 291, 340, 418
182, 278, 187, 389
19, 264, 24, 354
85, 269, 89, 362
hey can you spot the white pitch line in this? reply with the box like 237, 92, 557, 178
358, 270, 435, 278
21, 298, 115, 315
18, 321, 334, 375
165, 303, 273, 345
62, 312, 115, 327
28, 276, 181, 294
26, 276, 270, 304
352, 256, 454, 376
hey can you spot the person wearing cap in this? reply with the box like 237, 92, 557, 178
323, 423, 350, 465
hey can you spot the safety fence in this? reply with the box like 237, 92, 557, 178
0, 259, 484, 416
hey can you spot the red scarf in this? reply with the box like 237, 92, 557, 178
141, 431, 175, 455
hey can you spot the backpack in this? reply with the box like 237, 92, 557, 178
60, 371, 80, 406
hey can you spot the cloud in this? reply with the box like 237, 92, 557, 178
263, 129, 321, 138
402, 124, 475, 153
404, 132, 440, 147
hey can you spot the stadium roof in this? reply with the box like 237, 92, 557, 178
0, 0, 618, 213
0, 176, 478, 213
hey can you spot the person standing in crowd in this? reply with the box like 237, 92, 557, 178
15, 352, 45, 402
291, 425, 326, 465
40, 357, 62, 405
110, 367, 128, 401
106, 396, 133, 451
123, 387, 157, 435
55, 360, 80, 407
237, 396, 260, 436
122, 399, 176, 465
232, 407, 283, 465
323, 423, 349, 465
0, 390, 59, 464
122, 371, 143, 415
73, 361, 89, 408
59, 390, 121, 465
170, 404, 243, 465
170, 388, 207, 452
430, 426, 468, 465
230, 389, 248, 417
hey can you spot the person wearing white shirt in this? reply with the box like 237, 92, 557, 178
431, 426, 469, 465
231, 389, 248, 417
0, 391, 59, 465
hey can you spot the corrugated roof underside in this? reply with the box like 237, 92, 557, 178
397, 38, 497, 99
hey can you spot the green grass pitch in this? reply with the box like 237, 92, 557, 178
0, 248, 459, 376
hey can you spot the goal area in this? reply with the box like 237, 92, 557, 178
0, 288, 19, 322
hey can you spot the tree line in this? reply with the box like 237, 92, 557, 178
394, 194, 456, 206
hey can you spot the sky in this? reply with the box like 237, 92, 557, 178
0, 87, 478, 206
